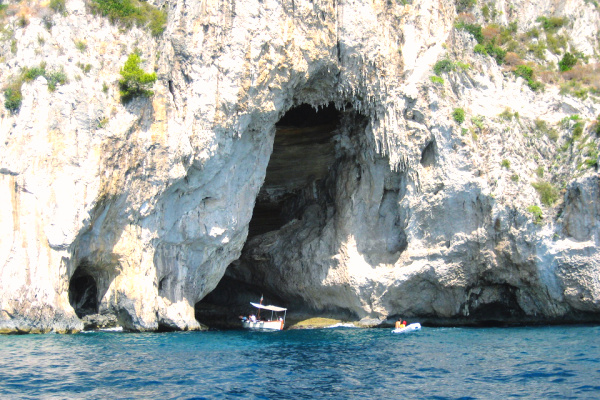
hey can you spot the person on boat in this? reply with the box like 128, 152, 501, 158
249, 314, 257, 322
395, 318, 405, 329
402, 320, 407, 327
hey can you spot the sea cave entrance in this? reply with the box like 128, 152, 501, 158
196, 102, 363, 328
68, 266, 99, 318
249, 103, 341, 238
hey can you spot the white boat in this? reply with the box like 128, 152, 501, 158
392, 322, 421, 334
241, 302, 287, 331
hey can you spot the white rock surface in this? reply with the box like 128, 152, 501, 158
0, 0, 599, 332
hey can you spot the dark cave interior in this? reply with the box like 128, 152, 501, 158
68, 267, 99, 318
247, 103, 341, 238
196, 103, 346, 328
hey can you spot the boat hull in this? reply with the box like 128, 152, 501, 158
392, 323, 421, 334
242, 320, 284, 331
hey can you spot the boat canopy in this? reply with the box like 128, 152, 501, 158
250, 302, 287, 312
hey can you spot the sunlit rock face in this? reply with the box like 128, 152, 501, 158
1, 0, 600, 333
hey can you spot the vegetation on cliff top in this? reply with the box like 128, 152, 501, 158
1, 0, 166, 38
3, 85, 22, 114
88, 0, 167, 37
437, 1, 600, 227
454, 3, 598, 100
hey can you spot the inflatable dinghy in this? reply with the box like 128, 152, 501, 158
392, 322, 421, 334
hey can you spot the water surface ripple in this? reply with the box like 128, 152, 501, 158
1, 325, 599, 399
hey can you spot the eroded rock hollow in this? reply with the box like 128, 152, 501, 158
198, 102, 381, 326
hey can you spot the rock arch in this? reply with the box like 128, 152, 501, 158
195, 99, 410, 327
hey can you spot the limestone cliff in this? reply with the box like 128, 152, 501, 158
0, 0, 599, 333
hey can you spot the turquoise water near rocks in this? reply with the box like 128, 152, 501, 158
1, 325, 599, 399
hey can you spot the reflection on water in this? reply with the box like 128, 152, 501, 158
1, 326, 599, 399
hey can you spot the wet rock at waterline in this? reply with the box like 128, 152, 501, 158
1, 0, 600, 333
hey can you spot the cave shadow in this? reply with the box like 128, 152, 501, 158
69, 97, 162, 322
194, 276, 286, 329
68, 261, 114, 322
249, 101, 409, 265
67, 195, 129, 329
198, 102, 411, 323
68, 267, 98, 318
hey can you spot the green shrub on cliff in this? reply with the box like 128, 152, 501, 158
457, 23, 484, 44
75, 40, 88, 52
88, 0, 167, 37
455, 21, 508, 64
22, 64, 68, 92
572, 121, 584, 141
534, 119, 558, 141
536, 166, 544, 178
3, 63, 69, 112
433, 59, 455, 75
526, 79, 544, 92
118, 52, 157, 103
24, 65, 47, 82
536, 16, 568, 32
532, 181, 559, 206
558, 52, 577, 72
514, 65, 533, 80
474, 43, 486, 55
49, 0, 67, 14
471, 115, 485, 130
513, 65, 544, 92
527, 205, 543, 224
4, 85, 22, 113
430, 75, 444, 85
482, 43, 507, 65
499, 108, 518, 121
584, 149, 598, 169
456, 0, 476, 13
47, 70, 68, 91
452, 108, 465, 124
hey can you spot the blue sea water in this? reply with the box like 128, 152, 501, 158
1, 325, 599, 399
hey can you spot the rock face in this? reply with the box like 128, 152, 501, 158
1, 0, 599, 333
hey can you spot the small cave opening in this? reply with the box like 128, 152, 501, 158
420, 140, 436, 168
463, 284, 526, 326
68, 267, 99, 318
158, 276, 168, 294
